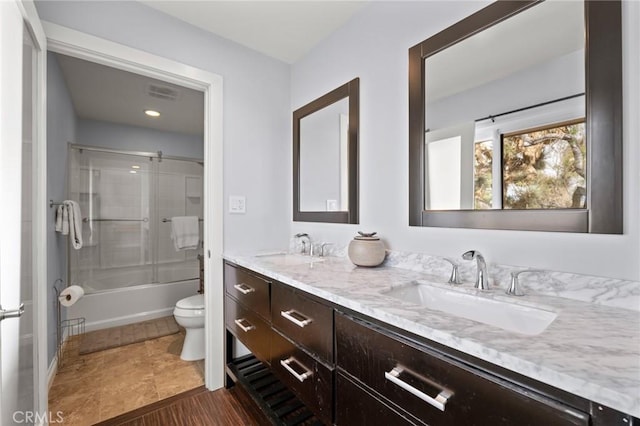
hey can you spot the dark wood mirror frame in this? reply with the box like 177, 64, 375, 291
408, 0, 622, 233
293, 78, 359, 224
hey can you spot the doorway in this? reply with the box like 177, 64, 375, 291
43, 21, 224, 418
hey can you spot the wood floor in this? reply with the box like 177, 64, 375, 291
95, 385, 269, 426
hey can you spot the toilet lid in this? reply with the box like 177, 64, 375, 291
176, 294, 205, 309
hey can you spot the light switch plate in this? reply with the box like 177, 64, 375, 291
326, 199, 338, 211
229, 195, 246, 214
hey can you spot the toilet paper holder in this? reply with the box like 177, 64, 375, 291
53, 280, 85, 370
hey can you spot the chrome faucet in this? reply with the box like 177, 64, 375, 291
294, 233, 312, 256
506, 269, 543, 296
462, 250, 490, 290
442, 258, 461, 285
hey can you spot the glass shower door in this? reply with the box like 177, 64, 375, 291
155, 158, 203, 284
69, 149, 153, 291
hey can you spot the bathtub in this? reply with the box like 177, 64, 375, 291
66, 279, 199, 332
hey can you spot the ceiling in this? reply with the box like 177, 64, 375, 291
55, 2, 370, 134
56, 53, 204, 135
141, 0, 368, 64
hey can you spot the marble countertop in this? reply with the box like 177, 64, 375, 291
223, 252, 640, 418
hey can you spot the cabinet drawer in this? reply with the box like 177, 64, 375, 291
271, 282, 333, 362
336, 373, 416, 426
336, 313, 589, 426
225, 296, 271, 365
271, 330, 333, 425
224, 263, 270, 320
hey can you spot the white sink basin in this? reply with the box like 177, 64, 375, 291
383, 282, 557, 335
255, 253, 325, 266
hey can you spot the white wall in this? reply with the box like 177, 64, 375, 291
77, 119, 204, 159
46, 52, 77, 364
36, 0, 291, 255
291, 1, 640, 281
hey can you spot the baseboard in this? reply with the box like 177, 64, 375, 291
83, 307, 174, 333
47, 354, 58, 391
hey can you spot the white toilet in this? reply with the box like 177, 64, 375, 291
173, 294, 205, 361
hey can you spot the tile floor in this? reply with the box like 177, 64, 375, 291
49, 330, 204, 425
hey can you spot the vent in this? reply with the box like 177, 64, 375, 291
146, 83, 180, 101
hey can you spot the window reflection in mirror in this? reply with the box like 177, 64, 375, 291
502, 119, 586, 209
424, 0, 585, 212
299, 98, 349, 212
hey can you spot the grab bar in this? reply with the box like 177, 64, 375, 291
162, 218, 203, 222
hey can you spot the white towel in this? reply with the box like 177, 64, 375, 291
55, 200, 83, 250
55, 205, 64, 233
171, 216, 199, 251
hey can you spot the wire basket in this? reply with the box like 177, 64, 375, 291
57, 317, 85, 370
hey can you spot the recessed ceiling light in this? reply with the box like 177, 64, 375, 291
131, 165, 140, 169
130, 170, 137, 174
144, 109, 160, 117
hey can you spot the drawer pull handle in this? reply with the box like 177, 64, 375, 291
384, 366, 453, 412
281, 309, 313, 327
280, 357, 313, 383
234, 283, 255, 294
234, 318, 255, 332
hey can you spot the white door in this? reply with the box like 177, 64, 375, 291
1, 1, 47, 424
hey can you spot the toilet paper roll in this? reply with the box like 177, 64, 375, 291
59, 285, 84, 307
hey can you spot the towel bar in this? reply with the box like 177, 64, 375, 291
162, 218, 203, 222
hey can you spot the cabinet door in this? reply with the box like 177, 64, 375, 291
271, 282, 333, 362
224, 263, 270, 320
225, 296, 271, 365
336, 313, 590, 426
271, 329, 333, 425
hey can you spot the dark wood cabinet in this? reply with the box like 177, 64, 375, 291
335, 312, 590, 426
225, 296, 272, 365
271, 329, 334, 424
271, 281, 334, 363
224, 262, 270, 320
224, 262, 334, 424
224, 261, 636, 426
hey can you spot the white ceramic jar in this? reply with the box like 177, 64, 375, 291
348, 232, 386, 267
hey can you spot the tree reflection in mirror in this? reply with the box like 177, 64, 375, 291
500, 119, 586, 209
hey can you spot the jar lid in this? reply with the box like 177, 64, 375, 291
354, 231, 380, 241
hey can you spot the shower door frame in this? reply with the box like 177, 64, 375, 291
44, 22, 224, 392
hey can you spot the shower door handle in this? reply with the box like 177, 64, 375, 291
0, 303, 25, 321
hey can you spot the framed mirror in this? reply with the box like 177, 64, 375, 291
409, 0, 622, 233
293, 78, 359, 223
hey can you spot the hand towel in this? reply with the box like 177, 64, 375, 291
55, 204, 70, 235
55, 205, 64, 233
171, 216, 199, 251
64, 200, 83, 250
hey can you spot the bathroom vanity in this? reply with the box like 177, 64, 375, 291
223, 254, 639, 425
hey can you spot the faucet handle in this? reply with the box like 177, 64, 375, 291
506, 269, 544, 296
442, 258, 461, 285
319, 242, 333, 257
